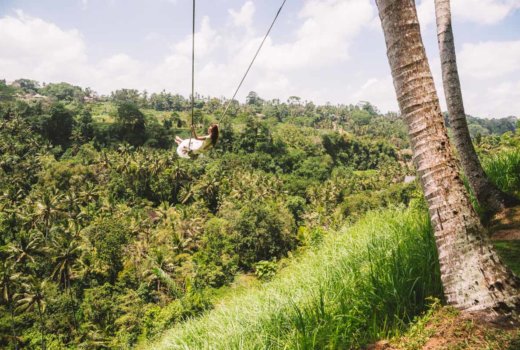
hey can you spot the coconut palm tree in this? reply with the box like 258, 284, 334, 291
375, 0, 519, 319
7, 230, 45, 270
434, 0, 518, 214
50, 222, 82, 330
31, 188, 63, 239
51, 228, 81, 290
16, 277, 47, 350
0, 261, 21, 349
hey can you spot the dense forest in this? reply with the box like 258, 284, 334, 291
0, 79, 519, 349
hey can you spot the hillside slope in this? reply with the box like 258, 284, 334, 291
142, 207, 443, 349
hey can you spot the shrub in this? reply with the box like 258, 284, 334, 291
224, 201, 296, 270
254, 260, 277, 281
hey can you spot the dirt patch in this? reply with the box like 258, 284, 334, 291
367, 306, 520, 350
489, 206, 520, 241
490, 206, 520, 230
492, 228, 520, 241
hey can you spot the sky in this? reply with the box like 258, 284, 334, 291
0, 0, 519, 118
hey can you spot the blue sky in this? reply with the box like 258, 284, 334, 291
1, 0, 519, 118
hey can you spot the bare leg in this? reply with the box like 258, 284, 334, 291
175, 136, 182, 145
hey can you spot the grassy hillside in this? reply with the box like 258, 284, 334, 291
143, 207, 443, 349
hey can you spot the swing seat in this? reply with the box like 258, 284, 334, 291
176, 138, 204, 159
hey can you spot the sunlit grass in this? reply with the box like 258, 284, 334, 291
483, 148, 520, 196
143, 207, 442, 350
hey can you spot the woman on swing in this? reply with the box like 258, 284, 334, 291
175, 124, 219, 159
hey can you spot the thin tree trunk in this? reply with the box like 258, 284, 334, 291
67, 283, 79, 331
9, 302, 18, 350
434, 0, 518, 214
375, 0, 519, 319
37, 304, 45, 350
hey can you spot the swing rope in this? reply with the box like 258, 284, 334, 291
188, 0, 196, 150
218, 0, 288, 125
188, 0, 287, 135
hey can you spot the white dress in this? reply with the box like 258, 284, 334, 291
176, 138, 207, 159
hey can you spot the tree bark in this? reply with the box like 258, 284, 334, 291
434, 0, 518, 214
375, 0, 519, 318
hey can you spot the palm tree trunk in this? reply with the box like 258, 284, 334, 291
67, 283, 79, 331
375, 0, 520, 318
37, 303, 45, 350
434, 0, 518, 214
9, 302, 18, 350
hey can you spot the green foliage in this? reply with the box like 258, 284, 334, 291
41, 102, 75, 148
222, 200, 296, 270
85, 218, 130, 283
40, 82, 85, 102
110, 88, 142, 105
464, 115, 517, 137
12, 79, 40, 93
322, 133, 397, 170
254, 260, 277, 281
0, 80, 16, 102
194, 218, 238, 288
113, 101, 147, 146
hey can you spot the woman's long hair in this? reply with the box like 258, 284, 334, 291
209, 124, 219, 145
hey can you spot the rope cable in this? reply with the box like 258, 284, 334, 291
219, 0, 288, 125
189, 0, 196, 149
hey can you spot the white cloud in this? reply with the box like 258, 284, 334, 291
228, 1, 255, 29
256, 0, 375, 70
452, 40, 520, 117
349, 76, 398, 112
0, 2, 375, 101
485, 80, 520, 116
0, 10, 88, 82
458, 78, 520, 117
457, 40, 520, 79
417, 0, 520, 27
174, 16, 221, 58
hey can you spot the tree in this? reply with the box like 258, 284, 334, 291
0, 80, 16, 102
16, 277, 47, 350
113, 102, 146, 146
246, 91, 262, 106
40, 102, 75, 148
77, 109, 95, 142
32, 189, 63, 240
0, 261, 20, 349
7, 231, 44, 270
12, 79, 40, 94
51, 229, 81, 290
40, 82, 85, 102
110, 89, 141, 105
375, 0, 519, 318
434, 0, 517, 213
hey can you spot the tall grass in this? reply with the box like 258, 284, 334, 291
144, 208, 442, 350
483, 149, 520, 196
